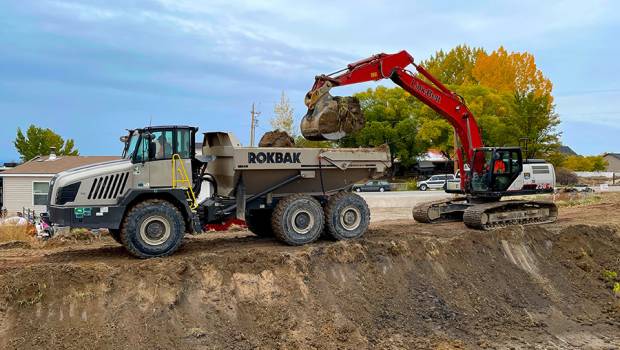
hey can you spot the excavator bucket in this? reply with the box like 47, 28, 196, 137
300, 93, 365, 141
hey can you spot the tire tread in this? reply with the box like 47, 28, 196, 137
271, 194, 323, 245
121, 199, 186, 258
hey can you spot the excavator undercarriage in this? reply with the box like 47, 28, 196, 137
412, 198, 558, 230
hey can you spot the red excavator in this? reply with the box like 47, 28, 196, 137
301, 50, 558, 229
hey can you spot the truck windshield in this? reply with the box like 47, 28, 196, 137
122, 131, 140, 159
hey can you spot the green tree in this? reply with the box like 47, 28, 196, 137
271, 91, 295, 135
510, 92, 560, 159
14, 125, 79, 161
451, 84, 515, 148
421, 44, 483, 85
294, 136, 333, 148
339, 87, 424, 166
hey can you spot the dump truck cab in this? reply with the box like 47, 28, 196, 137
47, 126, 200, 241
122, 125, 197, 189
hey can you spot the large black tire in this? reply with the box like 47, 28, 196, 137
120, 199, 186, 258
108, 228, 122, 244
324, 192, 370, 240
271, 194, 324, 246
246, 209, 273, 237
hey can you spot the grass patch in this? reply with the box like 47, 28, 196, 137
602, 270, 618, 282
5, 282, 47, 307
556, 195, 602, 208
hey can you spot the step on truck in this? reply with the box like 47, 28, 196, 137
47, 126, 391, 258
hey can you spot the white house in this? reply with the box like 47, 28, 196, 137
0, 154, 118, 215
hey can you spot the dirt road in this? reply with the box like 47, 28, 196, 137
1, 194, 619, 349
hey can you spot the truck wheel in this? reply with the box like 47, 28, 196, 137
419, 184, 428, 191
121, 199, 186, 258
271, 194, 324, 246
246, 209, 273, 237
108, 228, 122, 244
324, 192, 370, 240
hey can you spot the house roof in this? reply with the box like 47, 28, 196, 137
0, 155, 119, 176
417, 149, 450, 162
604, 153, 620, 160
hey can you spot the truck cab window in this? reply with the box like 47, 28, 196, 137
152, 131, 173, 160
176, 129, 191, 158
132, 130, 173, 162
123, 131, 139, 159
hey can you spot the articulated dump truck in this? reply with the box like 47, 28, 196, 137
47, 126, 391, 258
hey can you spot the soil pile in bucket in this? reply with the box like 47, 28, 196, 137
301, 94, 365, 141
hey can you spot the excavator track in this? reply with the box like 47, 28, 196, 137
463, 200, 558, 230
412, 197, 468, 224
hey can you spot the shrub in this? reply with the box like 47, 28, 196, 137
602, 270, 618, 282
0, 224, 34, 243
406, 180, 417, 191
555, 167, 578, 185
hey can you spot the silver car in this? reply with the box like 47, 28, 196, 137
417, 174, 456, 191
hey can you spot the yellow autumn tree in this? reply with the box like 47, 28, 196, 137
472, 46, 553, 101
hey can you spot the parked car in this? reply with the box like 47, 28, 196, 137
417, 174, 456, 191
352, 180, 391, 192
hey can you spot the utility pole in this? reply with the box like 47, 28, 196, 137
250, 103, 261, 147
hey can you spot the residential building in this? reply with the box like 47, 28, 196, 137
0, 163, 17, 211
0, 154, 118, 215
603, 153, 620, 172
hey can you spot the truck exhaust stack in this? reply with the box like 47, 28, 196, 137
300, 93, 365, 141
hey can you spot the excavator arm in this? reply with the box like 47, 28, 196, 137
303, 50, 483, 189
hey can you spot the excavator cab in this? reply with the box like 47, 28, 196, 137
469, 147, 523, 195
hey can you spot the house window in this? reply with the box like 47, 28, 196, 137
33, 182, 50, 206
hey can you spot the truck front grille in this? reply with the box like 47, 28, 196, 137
56, 182, 81, 205
87, 172, 129, 200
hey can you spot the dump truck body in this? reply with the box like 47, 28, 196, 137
203, 132, 389, 198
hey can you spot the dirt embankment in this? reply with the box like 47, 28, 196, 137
1, 199, 620, 349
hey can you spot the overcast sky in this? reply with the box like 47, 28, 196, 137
1, 0, 619, 162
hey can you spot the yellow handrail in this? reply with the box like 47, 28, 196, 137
171, 154, 198, 210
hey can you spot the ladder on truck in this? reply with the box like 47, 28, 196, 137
171, 154, 198, 210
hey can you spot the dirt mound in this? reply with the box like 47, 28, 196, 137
258, 130, 295, 147
1, 218, 619, 349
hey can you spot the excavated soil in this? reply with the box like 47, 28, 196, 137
258, 131, 295, 148
1, 194, 619, 349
